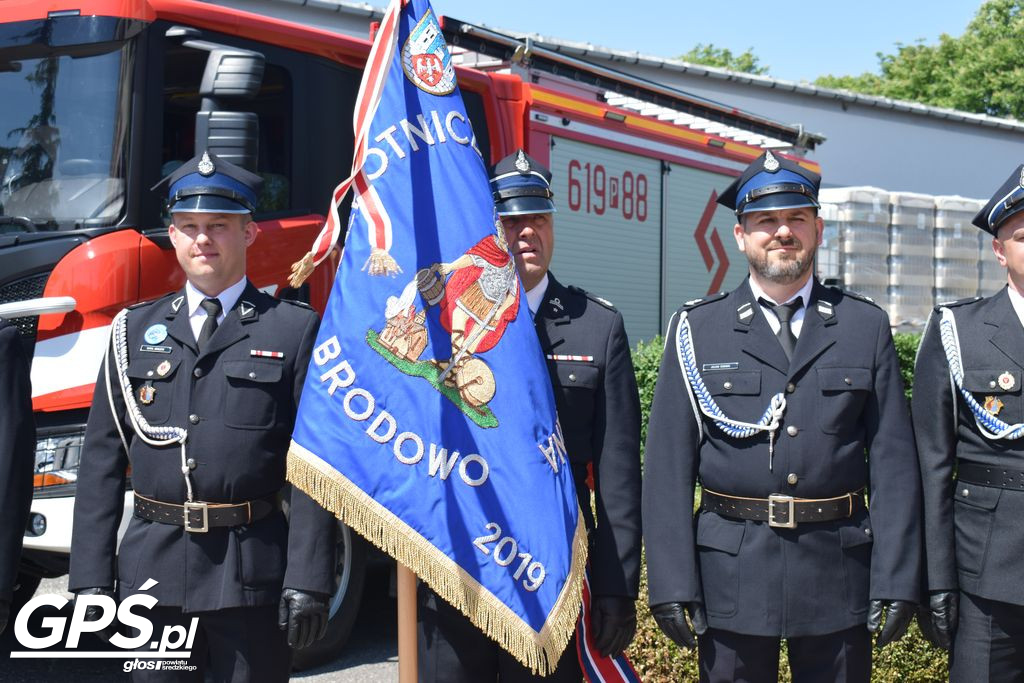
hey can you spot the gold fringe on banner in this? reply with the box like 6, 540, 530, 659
287, 442, 588, 675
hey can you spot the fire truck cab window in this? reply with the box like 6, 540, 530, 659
160, 40, 291, 218
0, 43, 131, 232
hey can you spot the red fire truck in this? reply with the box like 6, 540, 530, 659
1, 0, 820, 667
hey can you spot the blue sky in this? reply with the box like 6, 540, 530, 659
425, 1, 984, 83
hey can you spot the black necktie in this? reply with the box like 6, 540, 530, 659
759, 297, 802, 361
198, 297, 222, 350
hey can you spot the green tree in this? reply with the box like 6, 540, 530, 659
681, 43, 768, 75
815, 0, 1024, 119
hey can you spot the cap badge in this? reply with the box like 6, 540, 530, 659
197, 151, 215, 177
763, 151, 780, 172
515, 150, 530, 173
984, 395, 1004, 415
1019, 166, 1024, 189
998, 371, 1015, 391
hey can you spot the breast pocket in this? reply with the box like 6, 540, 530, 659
552, 362, 599, 461
125, 358, 181, 425
223, 359, 284, 429
816, 367, 872, 434
962, 369, 1021, 423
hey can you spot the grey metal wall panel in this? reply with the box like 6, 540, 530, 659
662, 163, 746, 327
548, 136, 663, 344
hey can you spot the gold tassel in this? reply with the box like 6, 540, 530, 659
362, 247, 403, 277
287, 443, 587, 675
289, 251, 315, 288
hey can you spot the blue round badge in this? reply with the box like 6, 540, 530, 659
144, 324, 168, 345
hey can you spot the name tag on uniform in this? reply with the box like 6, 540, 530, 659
703, 362, 739, 371
140, 344, 172, 354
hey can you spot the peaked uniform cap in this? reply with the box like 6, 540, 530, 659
974, 164, 1024, 235
166, 151, 264, 215
718, 151, 821, 216
489, 149, 556, 216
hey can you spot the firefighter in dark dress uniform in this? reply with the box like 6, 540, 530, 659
69, 152, 336, 682
0, 320, 34, 635
643, 151, 922, 682
417, 150, 642, 682
914, 164, 1024, 682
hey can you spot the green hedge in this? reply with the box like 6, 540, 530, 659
625, 333, 947, 681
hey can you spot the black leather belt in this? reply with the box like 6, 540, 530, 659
958, 461, 1024, 491
134, 493, 275, 533
702, 488, 864, 529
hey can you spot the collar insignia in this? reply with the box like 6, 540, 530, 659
984, 395, 1004, 415
171, 295, 185, 313
550, 297, 563, 312
763, 150, 780, 172
737, 302, 754, 320
198, 151, 215, 177
239, 301, 255, 319
515, 150, 530, 173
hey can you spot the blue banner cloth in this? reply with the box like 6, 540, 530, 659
287, 0, 586, 673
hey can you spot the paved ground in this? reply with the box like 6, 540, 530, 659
2, 569, 399, 682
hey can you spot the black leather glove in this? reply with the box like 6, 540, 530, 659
650, 601, 707, 650
867, 599, 915, 648
590, 596, 637, 658
278, 588, 330, 649
74, 587, 118, 642
917, 591, 958, 651
0, 597, 10, 635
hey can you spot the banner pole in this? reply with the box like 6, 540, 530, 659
397, 562, 418, 682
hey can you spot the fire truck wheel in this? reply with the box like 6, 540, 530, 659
290, 521, 368, 670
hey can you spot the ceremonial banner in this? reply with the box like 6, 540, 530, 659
286, 0, 586, 672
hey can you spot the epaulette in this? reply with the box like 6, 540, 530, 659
126, 293, 171, 311
833, 287, 882, 310
278, 297, 314, 311
569, 285, 617, 312
680, 292, 727, 311
935, 296, 983, 311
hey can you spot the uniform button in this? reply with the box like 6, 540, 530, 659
962, 488, 970, 497
193, 367, 203, 378
186, 458, 197, 470
844, 377, 852, 385
147, 370, 154, 377
865, 528, 872, 537
189, 414, 200, 425
787, 473, 798, 485
249, 371, 257, 379
569, 373, 576, 382
786, 425, 799, 437
723, 381, 733, 390
786, 383, 796, 393
990, 380, 997, 389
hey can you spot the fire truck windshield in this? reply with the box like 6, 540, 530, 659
0, 43, 130, 232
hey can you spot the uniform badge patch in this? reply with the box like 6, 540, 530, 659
763, 150, 780, 172
197, 151, 215, 176
998, 371, 1015, 391
144, 324, 168, 344
401, 9, 456, 95
138, 383, 155, 405
984, 396, 1004, 415
156, 360, 172, 377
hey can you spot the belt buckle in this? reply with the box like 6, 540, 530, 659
184, 501, 209, 533
768, 494, 796, 528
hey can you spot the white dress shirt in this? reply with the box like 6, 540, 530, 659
185, 277, 247, 342
748, 275, 815, 338
526, 273, 550, 318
